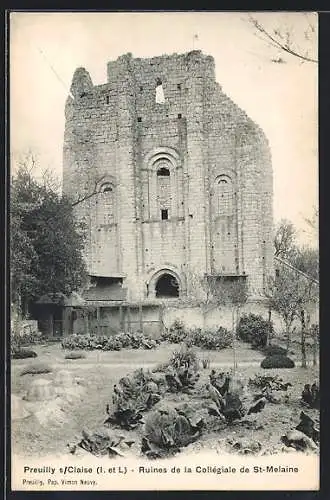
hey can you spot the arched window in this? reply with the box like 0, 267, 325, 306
157, 164, 171, 220
155, 273, 179, 298
216, 175, 233, 216
98, 182, 115, 225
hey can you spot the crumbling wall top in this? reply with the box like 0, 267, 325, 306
106, 50, 216, 84
70, 67, 94, 99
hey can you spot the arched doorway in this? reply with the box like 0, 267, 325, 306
155, 273, 180, 298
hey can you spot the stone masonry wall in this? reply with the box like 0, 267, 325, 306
63, 50, 274, 303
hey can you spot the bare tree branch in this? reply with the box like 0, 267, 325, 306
70, 175, 107, 207
248, 14, 318, 64
274, 219, 296, 258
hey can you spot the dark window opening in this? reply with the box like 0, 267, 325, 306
178, 113, 182, 119
157, 167, 170, 177
140, 86, 143, 91
161, 209, 168, 220
155, 273, 179, 298
275, 269, 280, 278
100, 182, 113, 194
102, 186, 112, 193
137, 117, 142, 122
106, 95, 110, 104
177, 84, 182, 90
90, 276, 123, 287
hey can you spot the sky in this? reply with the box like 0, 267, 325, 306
10, 12, 318, 246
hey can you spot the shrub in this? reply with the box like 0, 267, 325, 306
65, 351, 86, 360
262, 345, 287, 356
237, 314, 274, 349
162, 324, 232, 350
161, 320, 187, 343
261, 355, 295, 369
61, 332, 158, 351
20, 362, 53, 376
190, 327, 232, 350
170, 344, 199, 372
11, 348, 37, 359
11, 330, 43, 349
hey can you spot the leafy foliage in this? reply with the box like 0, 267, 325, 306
161, 320, 186, 343
11, 330, 43, 355
164, 345, 200, 393
104, 369, 163, 430
207, 370, 245, 423
11, 348, 38, 359
20, 362, 52, 376
261, 345, 287, 356
170, 344, 199, 371
10, 159, 87, 315
77, 429, 130, 457
142, 405, 204, 458
248, 374, 292, 392
237, 314, 273, 348
261, 355, 295, 369
61, 332, 159, 351
301, 382, 319, 409
296, 411, 319, 443
162, 323, 232, 350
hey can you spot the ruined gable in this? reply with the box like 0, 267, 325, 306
63, 50, 273, 302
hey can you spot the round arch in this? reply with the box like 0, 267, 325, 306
144, 146, 181, 171
147, 268, 183, 299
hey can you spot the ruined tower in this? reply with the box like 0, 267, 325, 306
63, 50, 273, 318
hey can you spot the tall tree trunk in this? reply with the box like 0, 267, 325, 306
266, 309, 272, 346
300, 309, 307, 368
202, 308, 207, 331
285, 322, 291, 355
312, 327, 318, 367
232, 307, 237, 373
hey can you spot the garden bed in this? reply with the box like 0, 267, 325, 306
11, 342, 319, 459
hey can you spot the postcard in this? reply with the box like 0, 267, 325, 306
9, 11, 319, 492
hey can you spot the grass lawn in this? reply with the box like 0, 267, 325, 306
11, 342, 319, 458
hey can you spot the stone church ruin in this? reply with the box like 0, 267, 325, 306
62, 50, 274, 335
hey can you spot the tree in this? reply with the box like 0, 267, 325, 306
274, 219, 296, 258
287, 245, 319, 282
274, 219, 319, 281
266, 265, 318, 366
247, 13, 318, 64
303, 206, 319, 243
304, 206, 318, 232
183, 271, 248, 371
10, 160, 88, 318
